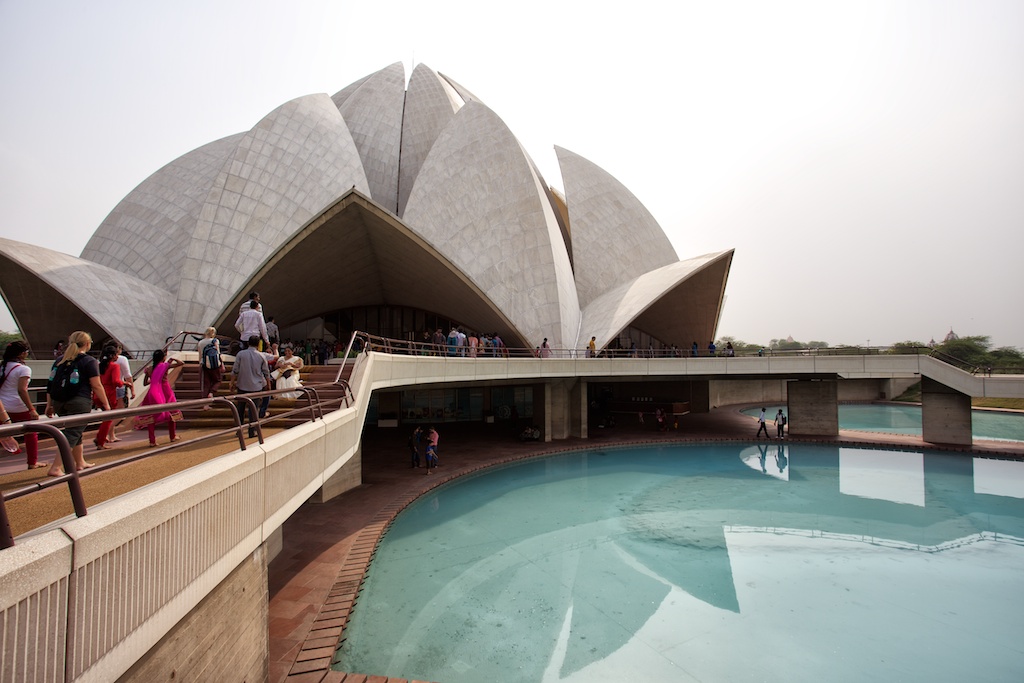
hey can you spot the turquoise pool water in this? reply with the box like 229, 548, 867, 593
740, 404, 1024, 442
333, 444, 1024, 682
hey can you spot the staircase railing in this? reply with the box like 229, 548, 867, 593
0, 376, 354, 549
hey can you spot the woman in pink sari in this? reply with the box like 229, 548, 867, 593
135, 350, 183, 446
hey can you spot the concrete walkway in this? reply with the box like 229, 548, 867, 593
266, 406, 1024, 683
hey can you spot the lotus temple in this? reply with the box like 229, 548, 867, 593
0, 62, 732, 356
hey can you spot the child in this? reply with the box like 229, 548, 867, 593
425, 426, 439, 474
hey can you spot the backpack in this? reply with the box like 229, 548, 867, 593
202, 340, 221, 370
47, 358, 81, 401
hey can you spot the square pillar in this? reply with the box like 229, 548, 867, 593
787, 380, 838, 437
921, 377, 972, 445
544, 379, 577, 441
570, 379, 588, 439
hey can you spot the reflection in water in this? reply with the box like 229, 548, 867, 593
839, 449, 925, 506
741, 444, 790, 480
974, 458, 1024, 498
334, 445, 1024, 683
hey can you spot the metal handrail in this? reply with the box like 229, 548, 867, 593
0, 377, 354, 549
329, 335, 1024, 375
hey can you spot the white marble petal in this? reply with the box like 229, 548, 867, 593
398, 64, 461, 217
332, 62, 406, 214
403, 102, 579, 348
171, 94, 370, 332
81, 134, 244, 293
0, 238, 172, 352
579, 250, 734, 350
556, 146, 679, 308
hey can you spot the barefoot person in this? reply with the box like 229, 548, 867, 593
134, 350, 183, 447
45, 331, 110, 475
0, 341, 43, 468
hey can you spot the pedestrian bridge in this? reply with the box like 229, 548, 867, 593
2, 350, 1022, 682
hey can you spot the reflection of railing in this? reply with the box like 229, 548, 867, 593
0, 380, 353, 549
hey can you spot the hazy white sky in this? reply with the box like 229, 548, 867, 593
1, 0, 1022, 348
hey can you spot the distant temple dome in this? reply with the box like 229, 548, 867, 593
0, 63, 733, 354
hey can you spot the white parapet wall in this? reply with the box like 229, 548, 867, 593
0, 405, 360, 683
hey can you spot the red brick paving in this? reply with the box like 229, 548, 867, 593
269, 405, 1024, 682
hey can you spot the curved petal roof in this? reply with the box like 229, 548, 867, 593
80, 133, 245, 293
403, 101, 580, 348
330, 62, 405, 214
555, 146, 679, 308
579, 250, 733, 350
171, 93, 370, 333
398, 64, 460, 217
0, 238, 172, 353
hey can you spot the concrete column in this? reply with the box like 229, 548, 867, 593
787, 380, 838, 437
689, 380, 711, 413
545, 380, 576, 441
921, 376, 972, 446
570, 379, 588, 439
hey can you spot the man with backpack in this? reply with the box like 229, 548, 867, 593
197, 327, 225, 406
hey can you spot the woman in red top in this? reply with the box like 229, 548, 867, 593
93, 344, 123, 449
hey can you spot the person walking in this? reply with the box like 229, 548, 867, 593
229, 336, 271, 437
134, 350, 183, 447
235, 300, 269, 350
756, 407, 770, 439
45, 331, 110, 475
109, 343, 134, 441
197, 327, 225, 406
0, 341, 43, 468
93, 344, 124, 450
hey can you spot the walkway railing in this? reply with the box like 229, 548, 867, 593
0, 376, 354, 549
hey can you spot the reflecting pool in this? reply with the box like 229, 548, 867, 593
333, 445, 1024, 682
740, 404, 1024, 442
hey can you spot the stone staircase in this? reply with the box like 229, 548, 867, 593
173, 359, 353, 429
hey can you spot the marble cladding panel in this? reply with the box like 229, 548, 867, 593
555, 146, 678, 309
81, 134, 245, 294
0, 238, 174, 351
399, 64, 460, 217
404, 102, 576, 347
336, 62, 405, 213
172, 94, 370, 333
579, 255, 721, 350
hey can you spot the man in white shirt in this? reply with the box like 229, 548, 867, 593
235, 300, 269, 349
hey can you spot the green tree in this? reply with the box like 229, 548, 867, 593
0, 329, 24, 349
718, 337, 765, 355
889, 340, 928, 355
935, 335, 991, 366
